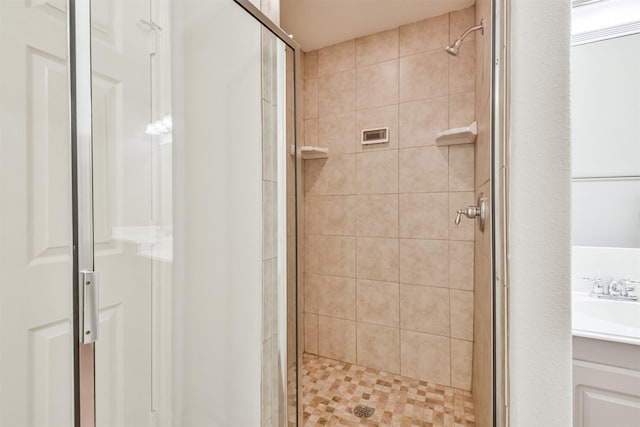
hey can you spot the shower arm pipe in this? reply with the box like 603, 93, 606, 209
452, 19, 485, 46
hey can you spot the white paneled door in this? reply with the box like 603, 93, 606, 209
1, 0, 74, 424
0, 0, 159, 425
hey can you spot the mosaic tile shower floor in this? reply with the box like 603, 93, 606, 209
298, 353, 475, 426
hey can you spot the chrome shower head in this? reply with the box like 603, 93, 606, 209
444, 18, 485, 56
445, 39, 462, 56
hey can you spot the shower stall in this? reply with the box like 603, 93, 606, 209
0, 0, 502, 425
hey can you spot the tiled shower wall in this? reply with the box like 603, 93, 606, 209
261, 28, 288, 427
301, 7, 476, 390
472, 0, 493, 424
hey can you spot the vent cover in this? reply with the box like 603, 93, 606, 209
361, 127, 389, 145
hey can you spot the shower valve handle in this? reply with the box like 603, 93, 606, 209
454, 193, 487, 231
455, 207, 480, 226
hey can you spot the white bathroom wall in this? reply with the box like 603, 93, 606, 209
172, 0, 263, 425
509, 0, 573, 425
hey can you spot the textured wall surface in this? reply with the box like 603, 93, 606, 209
471, 0, 493, 425
509, 0, 573, 425
301, 8, 478, 390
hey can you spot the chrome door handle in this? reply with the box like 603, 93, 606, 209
81, 270, 99, 344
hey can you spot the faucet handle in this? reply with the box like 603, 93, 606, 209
581, 275, 607, 295
621, 279, 639, 291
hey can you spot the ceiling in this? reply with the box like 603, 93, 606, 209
281, 0, 475, 51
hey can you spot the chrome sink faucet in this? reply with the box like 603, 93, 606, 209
581, 276, 639, 301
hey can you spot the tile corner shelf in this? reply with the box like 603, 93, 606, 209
299, 146, 329, 159
436, 121, 477, 145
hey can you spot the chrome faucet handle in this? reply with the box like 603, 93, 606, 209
621, 279, 638, 294
609, 279, 623, 296
453, 194, 487, 231
455, 209, 463, 226
581, 276, 607, 295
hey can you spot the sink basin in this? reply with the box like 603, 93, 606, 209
572, 292, 640, 345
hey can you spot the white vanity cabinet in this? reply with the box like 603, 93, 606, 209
573, 336, 640, 427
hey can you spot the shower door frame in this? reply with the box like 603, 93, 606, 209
492, 0, 511, 426
68, 0, 97, 425
231, 1, 304, 425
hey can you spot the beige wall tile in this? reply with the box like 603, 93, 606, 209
449, 91, 475, 129
355, 194, 398, 238
318, 316, 356, 362
357, 59, 399, 109
304, 273, 319, 314
357, 279, 399, 327
478, 182, 492, 255
356, 150, 398, 194
263, 259, 276, 339
399, 146, 449, 193
318, 275, 356, 320
399, 193, 449, 240
449, 47, 475, 94
318, 112, 357, 155
304, 155, 356, 196
318, 70, 356, 115
261, 339, 272, 421
356, 104, 399, 152
399, 14, 449, 57
449, 192, 475, 240
304, 157, 320, 195
287, 235, 296, 280
304, 313, 319, 354
318, 40, 356, 76
450, 289, 473, 341
261, 31, 276, 104
356, 237, 399, 282
399, 239, 449, 287
450, 7, 477, 46
357, 323, 400, 374
475, 97, 491, 188
449, 240, 474, 290
304, 118, 318, 147
449, 144, 475, 191
399, 50, 448, 103
305, 235, 356, 278
304, 50, 318, 79
263, 182, 277, 260
356, 28, 399, 67
304, 77, 318, 119
400, 284, 450, 336
400, 330, 450, 386
262, 101, 276, 182
398, 96, 448, 148
305, 195, 356, 236
451, 339, 473, 391
473, 245, 492, 418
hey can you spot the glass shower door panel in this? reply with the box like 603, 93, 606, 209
175, 1, 294, 425
0, 0, 73, 425
90, 0, 163, 425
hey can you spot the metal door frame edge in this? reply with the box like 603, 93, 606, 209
68, 0, 96, 425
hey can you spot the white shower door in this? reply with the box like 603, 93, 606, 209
0, 0, 74, 424
0, 0, 164, 425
